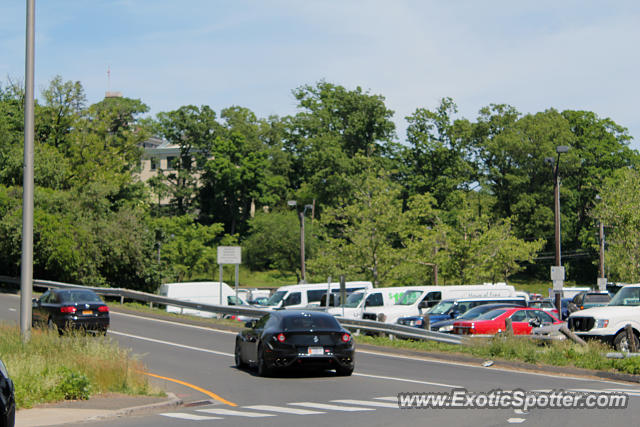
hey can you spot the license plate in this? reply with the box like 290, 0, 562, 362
82, 310, 93, 315
307, 347, 324, 355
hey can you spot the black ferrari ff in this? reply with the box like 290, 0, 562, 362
235, 310, 355, 376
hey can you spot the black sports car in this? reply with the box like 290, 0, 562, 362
235, 310, 355, 376
32, 288, 110, 334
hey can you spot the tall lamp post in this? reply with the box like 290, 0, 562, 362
545, 145, 570, 315
288, 201, 314, 284
595, 195, 607, 291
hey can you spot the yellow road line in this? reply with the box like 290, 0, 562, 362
144, 372, 237, 407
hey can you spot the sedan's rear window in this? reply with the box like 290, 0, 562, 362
57, 290, 103, 303
282, 315, 340, 331
475, 309, 508, 320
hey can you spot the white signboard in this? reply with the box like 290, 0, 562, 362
550, 266, 565, 281
217, 246, 241, 264
597, 277, 607, 291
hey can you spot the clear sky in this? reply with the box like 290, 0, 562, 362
2, 1, 639, 149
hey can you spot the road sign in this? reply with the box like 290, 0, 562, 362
217, 246, 241, 265
550, 266, 565, 281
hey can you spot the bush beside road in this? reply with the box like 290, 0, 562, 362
0, 324, 161, 409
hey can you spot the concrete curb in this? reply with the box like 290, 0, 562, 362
113, 392, 183, 417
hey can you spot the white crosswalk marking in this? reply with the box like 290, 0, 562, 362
331, 399, 398, 408
507, 418, 527, 424
160, 412, 222, 420
375, 396, 398, 402
244, 405, 325, 415
197, 408, 276, 417
289, 402, 376, 412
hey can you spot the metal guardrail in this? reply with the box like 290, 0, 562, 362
0, 276, 463, 345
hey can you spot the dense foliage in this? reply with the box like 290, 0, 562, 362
1, 76, 638, 290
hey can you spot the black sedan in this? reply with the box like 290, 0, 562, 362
32, 289, 110, 334
235, 310, 355, 377
0, 359, 14, 427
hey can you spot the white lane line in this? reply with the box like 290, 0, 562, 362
507, 418, 527, 424
355, 348, 637, 387
108, 310, 639, 389
244, 405, 325, 415
354, 372, 461, 388
110, 311, 238, 335
160, 412, 222, 420
375, 396, 399, 402
197, 408, 275, 417
8, 308, 16, 312
331, 399, 398, 408
109, 330, 234, 357
289, 402, 376, 412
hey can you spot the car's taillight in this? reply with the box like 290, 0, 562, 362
98, 305, 109, 313
276, 333, 286, 343
60, 306, 76, 314
341, 333, 351, 343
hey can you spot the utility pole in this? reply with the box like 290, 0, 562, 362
20, 0, 36, 343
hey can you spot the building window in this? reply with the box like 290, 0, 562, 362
166, 156, 176, 170
150, 158, 157, 170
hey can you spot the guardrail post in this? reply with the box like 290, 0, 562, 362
559, 326, 587, 346
149, 302, 153, 309
505, 318, 513, 336
423, 314, 430, 331
120, 296, 124, 304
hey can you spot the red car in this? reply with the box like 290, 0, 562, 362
452, 307, 563, 335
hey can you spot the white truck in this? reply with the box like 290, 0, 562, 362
159, 281, 247, 318
327, 286, 414, 319
362, 283, 517, 324
263, 281, 373, 310
568, 284, 639, 351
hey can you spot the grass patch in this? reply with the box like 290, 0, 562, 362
118, 301, 248, 328
0, 323, 161, 409
354, 333, 640, 376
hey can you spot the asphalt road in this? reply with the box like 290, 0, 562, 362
0, 292, 638, 426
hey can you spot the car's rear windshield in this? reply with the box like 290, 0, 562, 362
282, 315, 340, 331
584, 294, 610, 303
475, 309, 508, 320
57, 290, 103, 303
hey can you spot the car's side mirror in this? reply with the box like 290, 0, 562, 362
450, 310, 460, 319
245, 320, 257, 329
418, 301, 429, 309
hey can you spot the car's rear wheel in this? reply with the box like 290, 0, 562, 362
614, 330, 640, 352
257, 343, 271, 377
235, 339, 246, 368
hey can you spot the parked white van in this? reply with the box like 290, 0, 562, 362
159, 281, 247, 318
327, 286, 418, 319
363, 283, 517, 324
263, 281, 373, 310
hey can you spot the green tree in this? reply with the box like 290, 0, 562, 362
243, 210, 312, 282
308, 166, 405, 287
401, 97, 476, 207
592, 168, 640, 282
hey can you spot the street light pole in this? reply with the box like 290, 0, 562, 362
20, 0, 36, 343
299, 210, 305, 283
548, 145, 570, 315
288, 201, 314, 284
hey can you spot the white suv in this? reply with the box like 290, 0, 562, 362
568, 284, 640, 351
